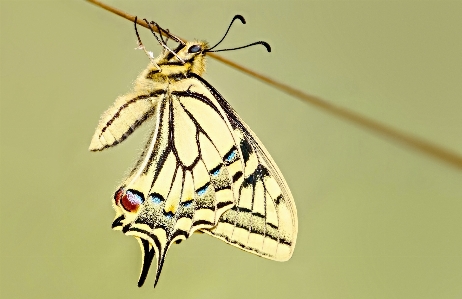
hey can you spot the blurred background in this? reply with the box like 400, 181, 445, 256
1, 1, 461, 298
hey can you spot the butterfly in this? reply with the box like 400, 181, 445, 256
89, 15, 297, 287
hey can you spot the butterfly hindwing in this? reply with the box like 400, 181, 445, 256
112, 82, 241, 286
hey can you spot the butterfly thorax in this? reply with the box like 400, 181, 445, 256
142, 41, 208, 84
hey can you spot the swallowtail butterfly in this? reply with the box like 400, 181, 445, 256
89, 15, 298, 287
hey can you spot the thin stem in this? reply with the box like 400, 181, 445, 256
86, 0, 185, 42
85, 0, 462, 170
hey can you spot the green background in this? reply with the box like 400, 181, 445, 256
1, 1, 461, 298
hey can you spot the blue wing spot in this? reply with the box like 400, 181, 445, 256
197, 187, 207, 196
182, 200, 193, 208
149, 192, 165, 204
164, 211, 174, 218
210, 165, 221, 176
149, 193, 164, 204
225, 150, 236, 162
197, 183, 209, 196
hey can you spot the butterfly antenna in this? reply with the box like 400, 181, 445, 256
206, 41, 271, 53
144, 19, 186, 64
207, 15, 246, 51
134, 17, 161, 70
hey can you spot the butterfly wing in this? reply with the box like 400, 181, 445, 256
92, 73, 297, 287
88, 89, 167, 151
110, 79, 242, 286
189, 73, 298, 262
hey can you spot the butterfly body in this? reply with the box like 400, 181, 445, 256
90, 26, 297, 288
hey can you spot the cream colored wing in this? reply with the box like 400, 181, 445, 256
89, 90, 165, 151
189, 73, 298, 262
111, 85, 241, 287
102, 74, 296, 287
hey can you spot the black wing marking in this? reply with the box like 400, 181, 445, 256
113, 88, 243, 286
190, 73, 298, 261
89, 90, 165, 151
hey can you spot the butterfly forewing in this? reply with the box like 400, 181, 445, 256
189, 73, 298, 261
89, 90, 164, 151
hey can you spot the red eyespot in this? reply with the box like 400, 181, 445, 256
120, 190, 144, 213
114, 188, 124, 205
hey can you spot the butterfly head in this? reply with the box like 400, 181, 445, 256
135, 15, 270, 80
157, 40, 208, 76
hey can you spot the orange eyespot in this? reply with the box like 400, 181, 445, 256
118, 189, 144, 213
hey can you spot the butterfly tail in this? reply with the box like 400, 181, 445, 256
137, 238, 155, 287
153, 251, 167, 288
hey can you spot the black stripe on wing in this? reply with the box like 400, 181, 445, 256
95, 90, 165, 151
188, 73, 246, 133
190, 72, 293, 213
